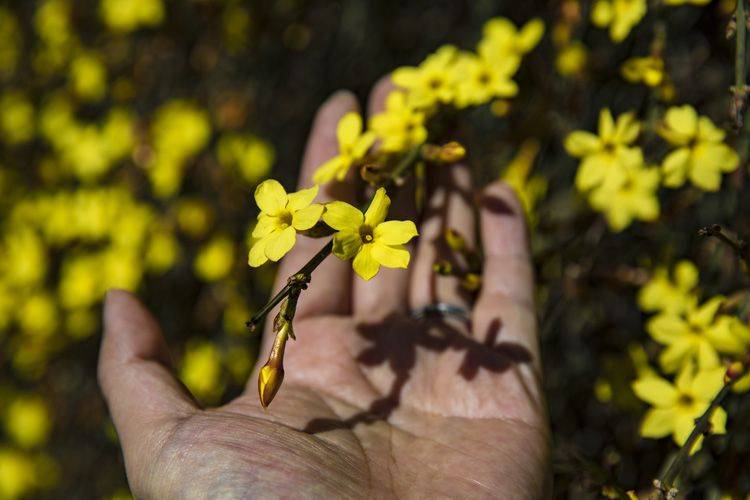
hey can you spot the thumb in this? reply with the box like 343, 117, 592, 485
98, 289, 198, 477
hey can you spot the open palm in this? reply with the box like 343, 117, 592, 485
98, 82, 550, 499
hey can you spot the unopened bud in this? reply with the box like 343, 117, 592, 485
420, 143, 442, 162
360, 162, 387, 185
725, 361, 745, 383
462, 273, 482, 292
433, 260, 453, 275
258, 361, 284, 408
437, 141, 466, 163
445, 228, 467, 252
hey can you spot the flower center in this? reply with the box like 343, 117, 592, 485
678, 393, 694, 408
477, 71, 491, 85
427, 76, 443, 90
360, 225, 374, 243
278, 210, 293, 228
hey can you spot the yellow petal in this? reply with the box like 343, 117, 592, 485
696, 116, 724, 142
291, 204, 323, 231
371, 243, 410, 269
564, 131, 602, 157
675, 361, 694, 392
691, 366, 725, 400
675, 260, 698, 291
575, 155, 608, 191
705, 317, 746, 354
697, 339, 720, 370
352, 244, 380, 280
647, 314, 690, 344
351, 131, 376, 159
689, 160, 723, 192
248, 234, 272, 267
264, 226, 296, 262
374, 220, 418, 245
632, 376, 678, 407
640, 408, 675, 438
337, 112, 363, 149
661, 148, 690, 188
287, 185, 319, 211
674, 413, 701, 452
591, 0, 613, 27
322, 201, 363, 231
613, 112, 640, 144
313, 156, 347, 185
518, 18, 544, 52
332, 230, 362, 260
598, 108, 615, 141
662, 105, 697, 144
252, 214, 277, 238
659, 338, 694, 373
709, 406, 727, 435
364, 188, 391, 227
392, 67, 419, 88
255, 179, 287, 216
689, 296, 724, 327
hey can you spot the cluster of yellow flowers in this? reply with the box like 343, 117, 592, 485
591, 0, 708, 43
631, 260, 750, 452
0, 1, 277, 495
250, 17, 544, 280
564, 106, 738, 231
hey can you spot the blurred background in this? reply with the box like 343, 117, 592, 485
1, 0, 749, 498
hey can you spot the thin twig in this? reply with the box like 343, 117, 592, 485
652, 377, 739, 498
698, 224, 750, 271
730, 0, 748, 129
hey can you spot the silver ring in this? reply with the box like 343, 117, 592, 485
410, 302, 470, 322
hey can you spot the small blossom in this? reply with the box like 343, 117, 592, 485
588, 162, 660, 232
248, 180, 323, 266
555, 42, 588, 78
369, 91, 427, 153
658, 105, 739, 191
638, 260, 699, 315
313, 112, 375, 184
591, 0, 647, 42
647, 296, 747, 373
633, 362, 726, 453
392, 45, 459, 109
478, 17, 544, 61
621, 56, 664, 87
322, 187, 418, 280
453, 52, 519, 108
564, 108, 642, 192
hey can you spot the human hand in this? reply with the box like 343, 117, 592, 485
98, 81, 550, 499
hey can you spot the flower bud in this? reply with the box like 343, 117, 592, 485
725, 361, 745, 383
433, 260, 453, 275
258, 360, 284, 408
444, 228, 467, 252
462, 272, 482, 292
437, 141, 466, 163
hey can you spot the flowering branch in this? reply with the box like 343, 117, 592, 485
651, 363, 745, 498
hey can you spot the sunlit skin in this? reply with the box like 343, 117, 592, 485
98, 81, 550, 499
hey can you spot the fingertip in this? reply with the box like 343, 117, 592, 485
367, 76, 395, 117
479, 181, 529, 259
101, 288, 172, 370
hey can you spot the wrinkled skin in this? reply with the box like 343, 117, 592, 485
98, 81, 550, 499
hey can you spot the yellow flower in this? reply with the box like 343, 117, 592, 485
392, 45, 459, 109
658, 105, 739, 191
633, 363, 726, 452
194, 235, 234, 282
588, 162, 660, 232
564, 108, 642, 192
100, 0, 164, 33
69, 52, 107, 101
638, 260, 699, 315
0, 448, 36, 499
500, 139, 547, 226
555, 42, 588, 78
453, 52, 519, 108
180, 341, 224, 404
313, 112, 375, 184
322, 187, 418, 280
591, 0, 647, 42
4, 396, 52, 449
647, 296, 747, 373
0, 91, 34, 145
621, 56, 664, 87
248, 180, 323, 266
478, 17, 544, 61
369, 91, 427, 153
217, 133, 275, 184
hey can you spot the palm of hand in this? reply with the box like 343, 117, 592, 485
98, 87, 549, 499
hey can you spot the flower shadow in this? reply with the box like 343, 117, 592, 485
303, 314, 531, 434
